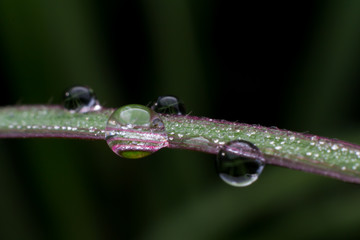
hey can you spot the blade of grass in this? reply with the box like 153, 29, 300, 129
1, 105, 360, 184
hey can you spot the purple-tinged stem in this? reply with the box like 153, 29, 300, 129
1, 105, 360, 183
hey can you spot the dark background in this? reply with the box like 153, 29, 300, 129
1, 1, 360, 239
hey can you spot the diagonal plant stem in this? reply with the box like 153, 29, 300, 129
1, 105, 360, 184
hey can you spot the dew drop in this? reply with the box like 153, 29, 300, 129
105, 104, 168, 159
184, 136, 210, 145
215, 140, 265, 187
151, 95, 186, 115
331, 144, 339, 151
63, 85, 101, 113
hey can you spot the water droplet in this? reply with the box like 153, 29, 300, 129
331, 144, 339, 150
63, 85, 101, 113
215, 140, 265, 187
184, 136, 210, 144
105, 104, 168, 159
151, 95, 186, 115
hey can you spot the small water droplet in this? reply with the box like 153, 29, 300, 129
215, 140, 265, 187
311, 136, 317, 141
105, 104, 168, 159
63, 85, 101, 113
151, 95, 186, 115
331, 144, 339, 151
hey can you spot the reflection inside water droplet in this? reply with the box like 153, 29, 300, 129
151, 95, 186, 115
105, 104, 168, 159
215, 140, 265, 187
63, 85, 101, 113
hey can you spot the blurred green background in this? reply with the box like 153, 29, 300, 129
1, 1, 360, 239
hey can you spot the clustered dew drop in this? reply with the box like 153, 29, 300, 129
151, 95, 186, 115
63, 85, 101, 113
215, 140, 265, 187
105, 104, 168, 159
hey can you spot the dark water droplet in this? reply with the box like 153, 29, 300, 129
216, 140, 265, 187
151, 95, 186, 115
105, 104, 168, 159
63, 86, 101, 113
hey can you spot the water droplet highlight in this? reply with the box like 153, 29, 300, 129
105, 104, 168, 159
215, 140, 265, 187
151, 95, 186, 115
63, 86, 101, 113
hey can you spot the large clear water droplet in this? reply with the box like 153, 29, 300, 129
151, 95, 186, 115
63, 85, 101, 113
105, 104, 168, 159
216, 140, 265, 187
